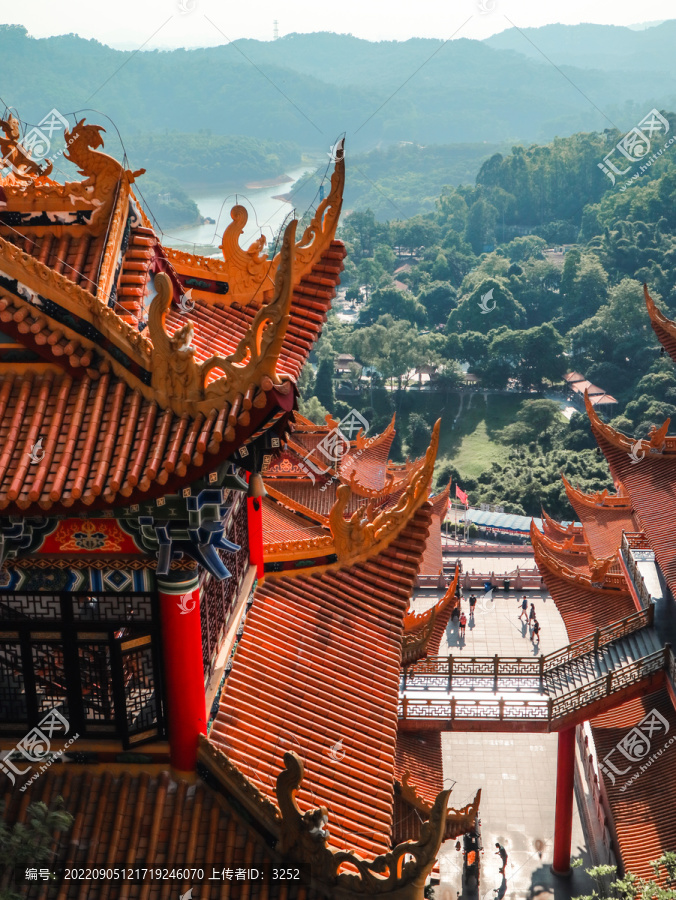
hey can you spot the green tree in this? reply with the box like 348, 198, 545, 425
314, 357, 335, 413
418, 282, 457, 327
572, 855, 676, 900
361, 286, 427, 327
0, 798, 73, 900
447, 278, 526, 334
464, 198, 498, 254
298, 395, 330, 424
406, 413, 431, 456
356, 257, 385, 301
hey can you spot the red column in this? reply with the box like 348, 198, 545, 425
247, 494, 264, 579
157, 573, 206, 772
552, 726, 576, 876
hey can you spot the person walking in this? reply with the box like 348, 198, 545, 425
531, 618, 541, 646
469, 594, 477, 621
459, 611, 467, 639
518, 595, 528, 622
529, 602, 536, 625
495, 842, 508, 874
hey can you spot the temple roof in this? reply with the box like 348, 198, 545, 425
262, 422, 442, 577
590, 687, 676, 882
584, 392, 676, 594
531, 522, 635, 641
1, 767, 287, 898
0, 115, 347, 515
209, 426, 443, 859
541, 507, 587, 545
561, 475, 637, 561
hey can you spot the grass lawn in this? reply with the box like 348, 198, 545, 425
391, 389, 534, 479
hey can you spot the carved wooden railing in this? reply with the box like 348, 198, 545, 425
404, 607, 655, 688
621, 531, 654, 609
549, 648, 666, 720
400, 648, 670, 724
542, 606, 654, 671
403, 654, 543, 691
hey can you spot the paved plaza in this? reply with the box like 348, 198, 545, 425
411, 585, 596, 900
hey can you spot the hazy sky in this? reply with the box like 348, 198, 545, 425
2, 0, 673, 49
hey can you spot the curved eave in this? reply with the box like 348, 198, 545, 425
531, 522, 627, 593
561, 473, 632, 510
264, 421, 440, 582
585, 390, 675, 455
541, 506, 585, 543
163, 149, 345, 309
0, 374, 293, 516
645, 282, 676, 363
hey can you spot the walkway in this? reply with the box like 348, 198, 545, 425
400, 609, 663, 729
408, 587, 597, 898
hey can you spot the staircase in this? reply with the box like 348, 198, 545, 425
399, 607, 672, 731
544, 627, 662, 697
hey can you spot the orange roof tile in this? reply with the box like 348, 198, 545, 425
590, 687, 676, 881
262, 497, 327, 546
1, 768, 291, 899
395, 732, 443, 807
209, 501, 433, 859
531, 524, 635, 641
562, 477, 637, 560
585, 395, 676, 595
0, 368, 290, 514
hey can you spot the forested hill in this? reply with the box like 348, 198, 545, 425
306, 122, 676, 518
485, 21, 676, 75
2, 22, 676, 160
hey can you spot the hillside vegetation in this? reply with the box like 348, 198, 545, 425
301, 119, 676, 519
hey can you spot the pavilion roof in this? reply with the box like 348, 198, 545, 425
561, 475, 637, 560
0, 115, 347, 514
1, 767, 284, 899
541, 507, 587, 545
531, 522, 635, 641
590, 687, 676, 882
584, 391, 676, 595
209, 425, 444, 859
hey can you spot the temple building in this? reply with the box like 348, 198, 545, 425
0, 116, 479, 898
535, 283, 676, 880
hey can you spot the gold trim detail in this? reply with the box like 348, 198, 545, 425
560, 474, 632, 510
276, 749, 450, 899
329, 421, 440, 565
148, 218, 296, 414
163, 146, 345, 309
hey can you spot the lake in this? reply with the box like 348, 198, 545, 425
161, 165, 313, 254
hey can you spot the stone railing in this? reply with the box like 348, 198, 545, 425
621, 532, 655, 609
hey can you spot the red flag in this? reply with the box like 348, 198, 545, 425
455, 484, 468, 506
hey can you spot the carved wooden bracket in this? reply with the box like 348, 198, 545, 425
276, 750, 451, 899
148, 218, 296, 414
329, 421, 440, 565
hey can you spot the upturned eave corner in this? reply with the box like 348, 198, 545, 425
147, 218, 297, 416
329, 420, 440, 566
585, 389, 673, 455
275, 750, 451, 900
162, 144, 346, 308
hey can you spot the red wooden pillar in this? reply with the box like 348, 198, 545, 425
246, 478, 265, 579
157, 573, 206, 772
552, 726, 576, 876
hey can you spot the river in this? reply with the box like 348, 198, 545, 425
161, 165, 313, 254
